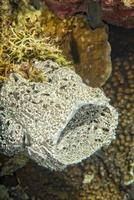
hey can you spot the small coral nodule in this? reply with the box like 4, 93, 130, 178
0, 60, 118, 170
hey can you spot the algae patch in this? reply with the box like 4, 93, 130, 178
0, 0, 72, 82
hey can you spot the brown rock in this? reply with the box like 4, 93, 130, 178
42, 9, 112, 87
63, 17, 112, 87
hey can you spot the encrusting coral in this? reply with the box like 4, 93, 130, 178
0, 0, 72, 82
0, 60, 118, 170
41, 7, 112, 87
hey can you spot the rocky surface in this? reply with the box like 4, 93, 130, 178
43, 0, 134, 28
42, 9, 112, 87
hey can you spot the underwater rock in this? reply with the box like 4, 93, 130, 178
44, 0, 134, 28
42, 10, 112, 87
44, 0, 84, 19
102, 0, 134, 28
62, 16, 112, 87
0, 60, 118, 170
44, 0, 103, 21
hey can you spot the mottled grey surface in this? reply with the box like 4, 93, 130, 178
0, 60, 118, 170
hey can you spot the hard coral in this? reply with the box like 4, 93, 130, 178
42, 8, 112, 87
0, 60, 118, 170
77, 29, 134, 200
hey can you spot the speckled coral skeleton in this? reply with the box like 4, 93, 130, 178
0, 60, 118, 170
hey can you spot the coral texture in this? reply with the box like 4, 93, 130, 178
44, 0, 134, 28
0, 60, 118, 170
42, 9, 112, 87
102, 0, 134, 28
0, 0, 111, 87
77, 28, 134, 200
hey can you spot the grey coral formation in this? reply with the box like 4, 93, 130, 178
0, 60, 118, 170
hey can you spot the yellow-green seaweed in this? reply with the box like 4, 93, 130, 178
0, 0, 72, 82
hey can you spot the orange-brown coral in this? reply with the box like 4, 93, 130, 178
42, 8, 112, 87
